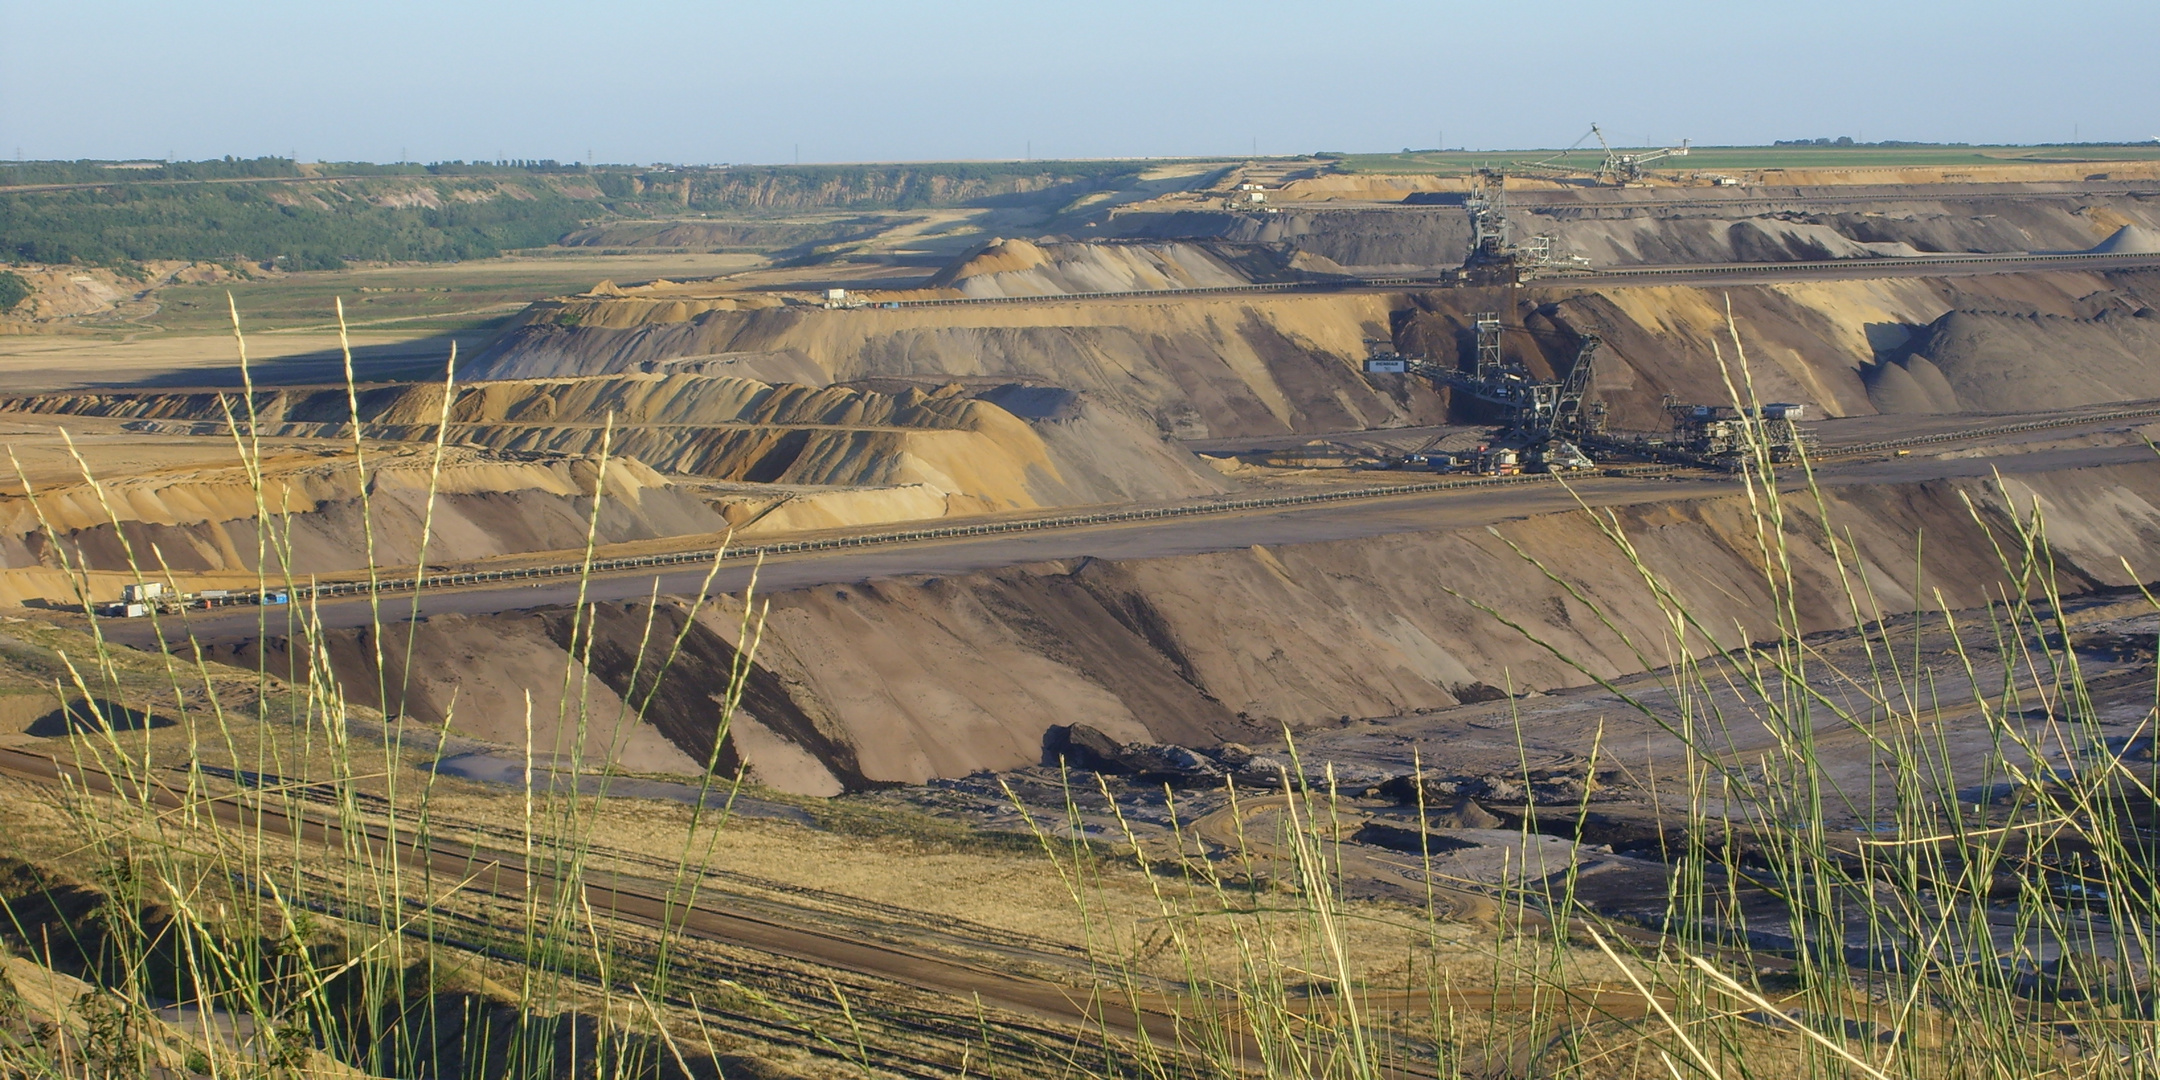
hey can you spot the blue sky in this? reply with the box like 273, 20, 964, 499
3, 0, 2155, 164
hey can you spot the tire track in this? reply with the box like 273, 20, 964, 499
0, 744, 1680, 1076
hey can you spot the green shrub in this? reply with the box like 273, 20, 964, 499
0, 270, 29, 311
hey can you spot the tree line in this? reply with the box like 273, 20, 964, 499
0, 158, 1149, 271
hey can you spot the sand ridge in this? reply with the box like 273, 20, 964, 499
0, 372, 1226, 510
0, 371, 1229, 582
1870, 307, 2160, 412
1110, 182, 2160, 270
475, 269, 2160, 438
292, 460, 2160, 793
920, 237, 1331, 298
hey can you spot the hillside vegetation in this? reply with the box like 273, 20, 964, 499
0, 158, 1153, 271
1, 174, 592, 269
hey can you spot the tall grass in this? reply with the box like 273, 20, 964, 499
0, 292, 2153, 1080
0, 299, 763, 1079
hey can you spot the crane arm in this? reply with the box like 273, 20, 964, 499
1558, 334, 1601, 399
1631, 140, 1692, 166
1527, 127, 1602, 170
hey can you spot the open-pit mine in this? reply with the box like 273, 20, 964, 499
3, 150, 2158, 1077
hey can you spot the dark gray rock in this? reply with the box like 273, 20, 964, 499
1043, 723, 1127, 770
1351, 821, 1483, 854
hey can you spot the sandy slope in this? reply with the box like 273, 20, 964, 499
0, 444, 726, 577
0, 260, 246, 325
474, 289, 1429, 438
472, 270, 2160, 437
1870, 308, 2160, 412
287, 460, 2160, 794
2, 373, 1225, 507
0, 373, 1226, 579
1111, 184, 2160, 269
921, 237, 1329, 297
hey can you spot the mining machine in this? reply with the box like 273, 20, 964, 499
1365, 317, 1606, 472
1464, 170, 1514, 272
1449, 316, 1606, 442
1511, 126, 1605, 181
1657, 397, 1814, 468
1460, 170, 1574, 283
1365, 316, 1818, 473
1507, 124, 1690, 187
1591, 124, 1689, 186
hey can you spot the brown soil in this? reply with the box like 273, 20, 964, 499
1870, 307, 2160, 412
0, 260, 249, 326
1110, 182, 2160, 269
921, 237, 1323, 298
0, 374, 1228, 579
470, 270, 2160, 438
286, 458, 2160, 794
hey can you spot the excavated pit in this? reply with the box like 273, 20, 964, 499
470, 270, 2160, 439
1111, 180, 2160, 270
0, 374, 1226, 577
223, 460, 2160, 795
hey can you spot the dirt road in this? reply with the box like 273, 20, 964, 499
0, 744, 1187, 1045
0, 744, 1668, 1071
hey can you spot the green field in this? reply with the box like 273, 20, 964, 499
1328, 143, 2160, 176
142, 252, 765, 337
149, 265, 606, 337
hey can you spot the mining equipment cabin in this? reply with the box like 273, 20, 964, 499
99, 581, 290, 618
1359, 316, 1610, 474
1663, 398, 1814, 466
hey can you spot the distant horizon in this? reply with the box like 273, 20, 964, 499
15, 138, 2160, 172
